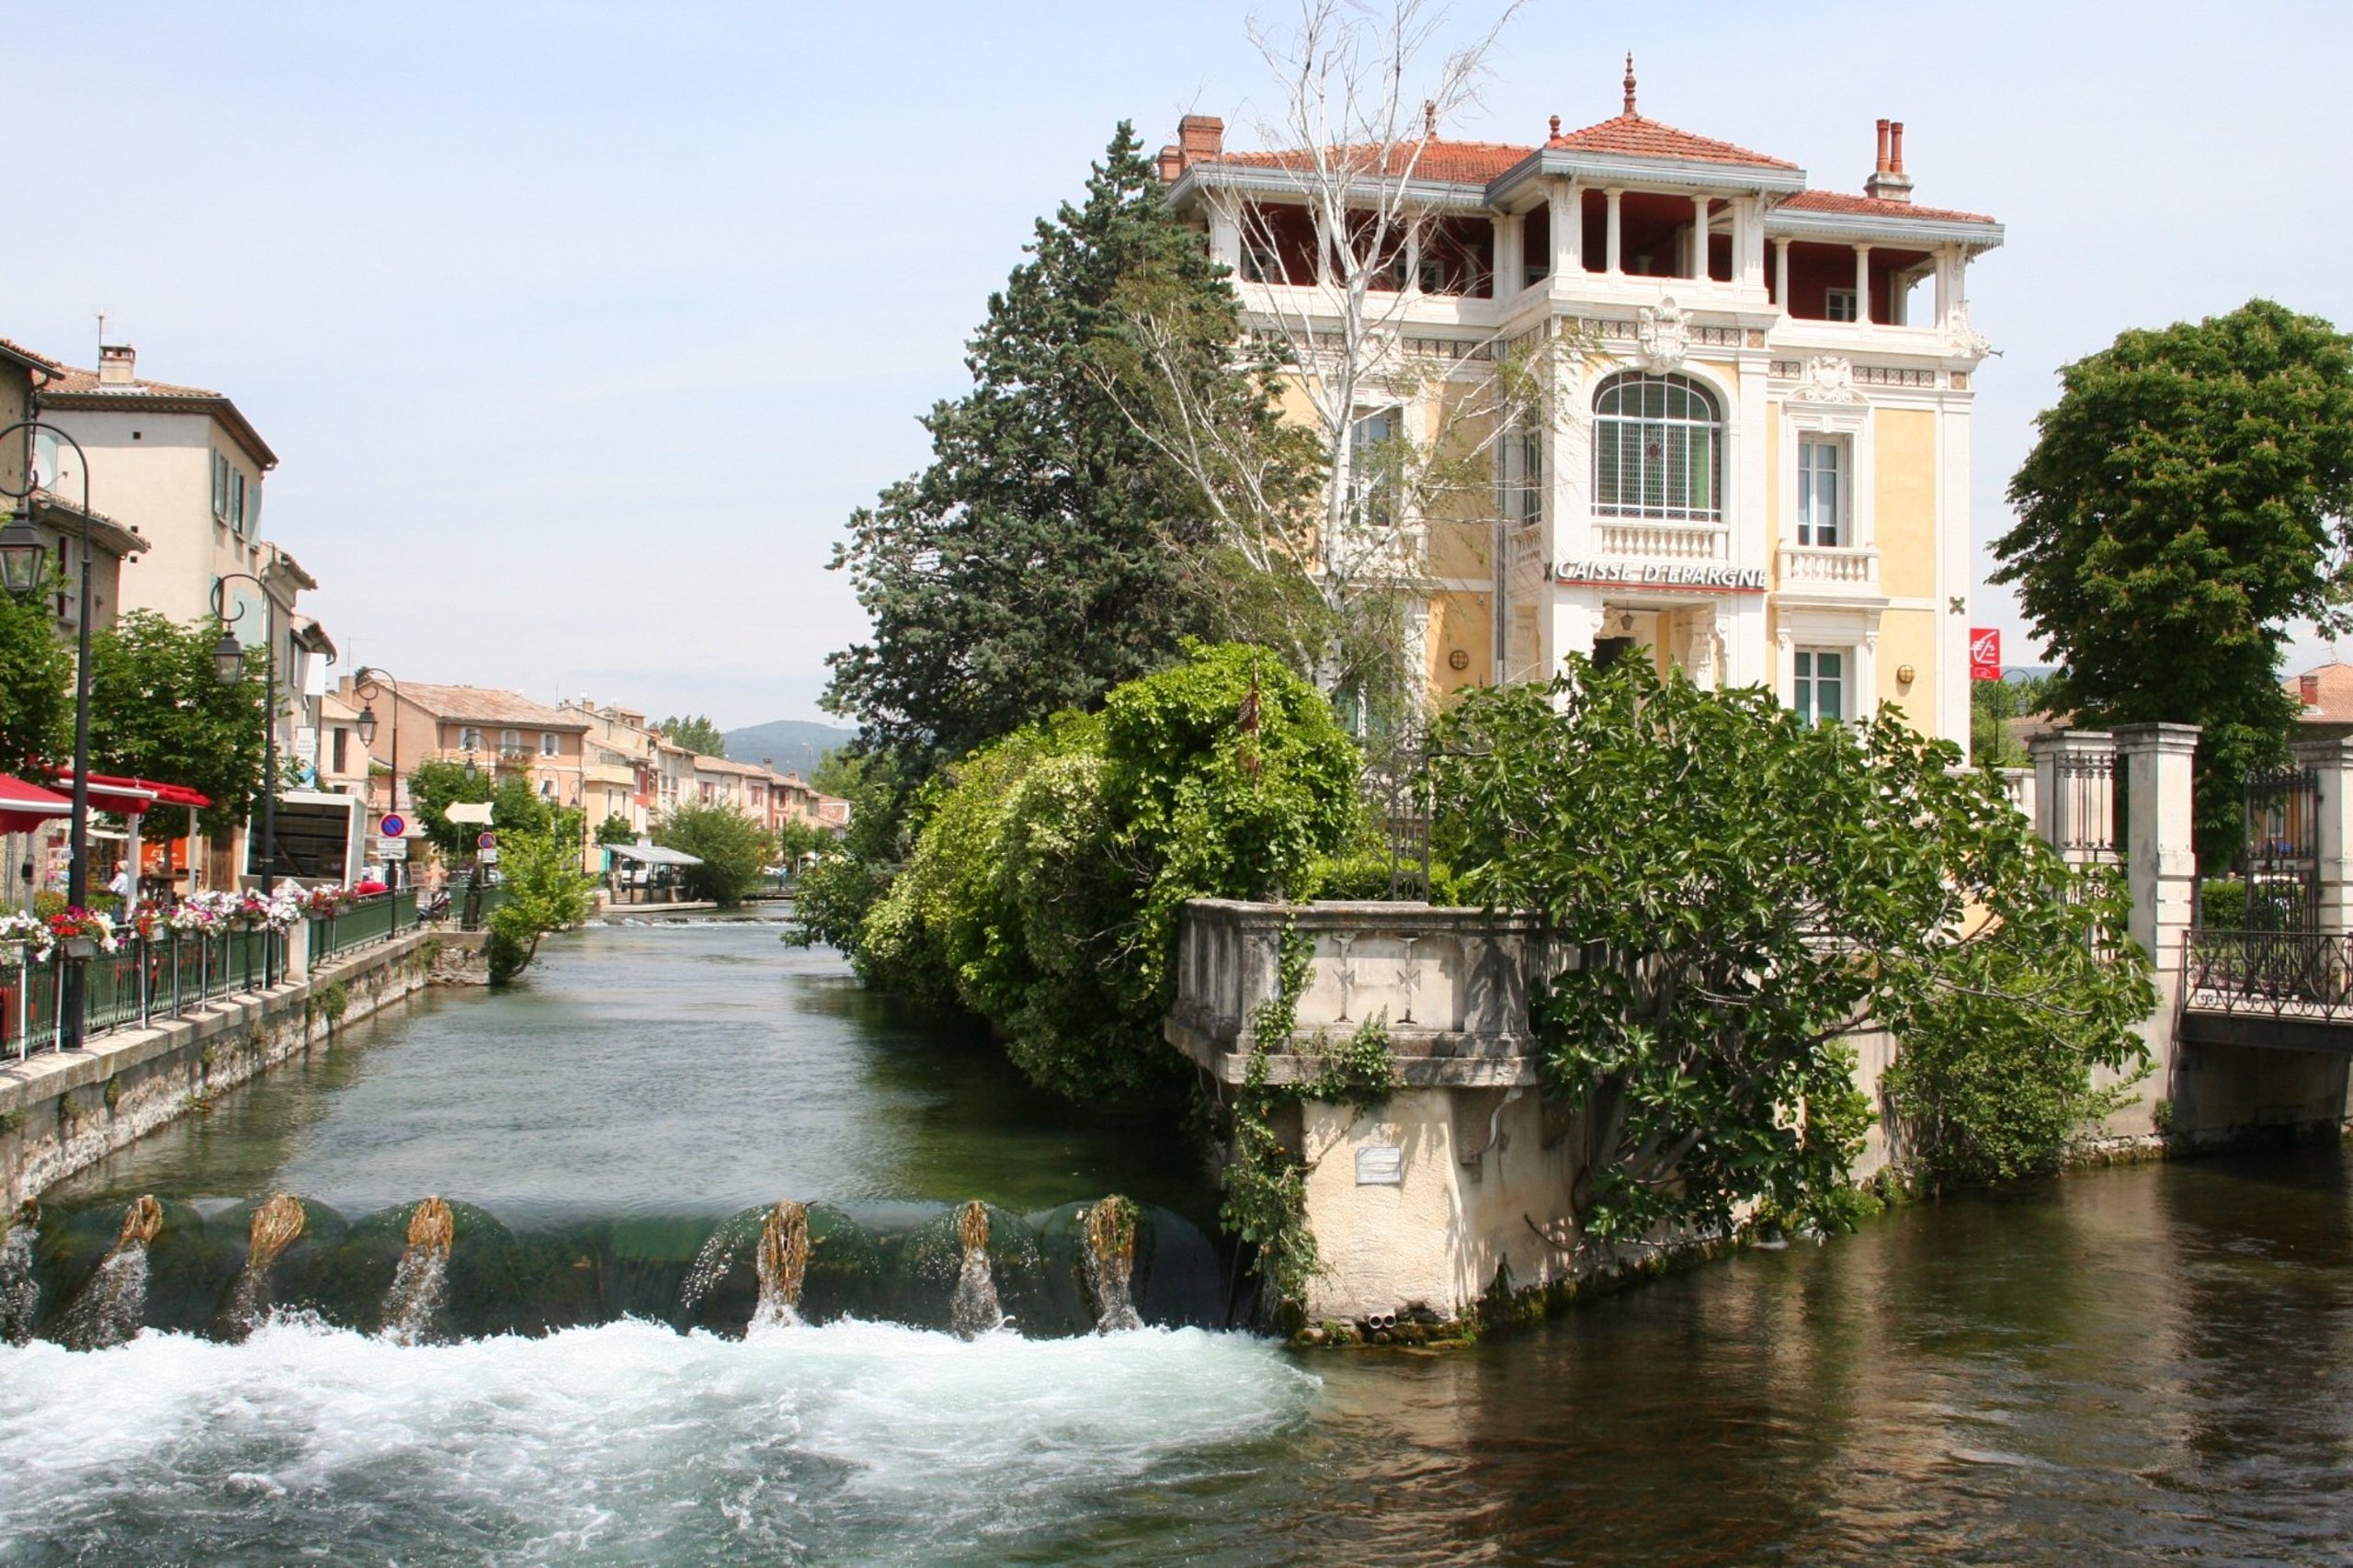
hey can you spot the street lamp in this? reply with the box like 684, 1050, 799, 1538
0, 513, 41, 596
353, 665, 402, 888
0, 416, 97, 1049
210, 571, 280, 908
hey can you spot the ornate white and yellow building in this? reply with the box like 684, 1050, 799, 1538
1162, 65, 2000, 749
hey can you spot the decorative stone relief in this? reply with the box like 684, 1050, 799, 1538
1788, 355, 1865, 404
1635, 296, 1689, 371
1939, 301, 1993, 361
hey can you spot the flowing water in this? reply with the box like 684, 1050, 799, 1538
6, 918, 2353, 1563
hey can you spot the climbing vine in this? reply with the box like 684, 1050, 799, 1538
1215, 923, 1403, 1330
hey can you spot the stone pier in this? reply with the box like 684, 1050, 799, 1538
1166, 900, 1581, 1329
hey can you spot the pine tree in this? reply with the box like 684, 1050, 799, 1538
823, 124, 1267, 777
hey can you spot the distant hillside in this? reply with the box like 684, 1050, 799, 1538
721, 719, 857, 780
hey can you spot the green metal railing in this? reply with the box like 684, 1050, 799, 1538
309, 889, 421, 962
5, 926, 290, 1061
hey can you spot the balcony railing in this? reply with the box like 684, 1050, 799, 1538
1595, 520, 1727, 562
6, 929, 284, 1060
1778, 544, 1881, 591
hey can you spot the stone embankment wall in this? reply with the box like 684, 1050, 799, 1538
0, 928, 470, 1205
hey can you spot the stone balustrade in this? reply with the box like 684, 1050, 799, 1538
1168, 900, 1569, 1087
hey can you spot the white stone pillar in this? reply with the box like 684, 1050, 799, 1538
1690, 196, 1711, 280
2115, 722, 2200, 969
1604, 189, 1623, 278
1853, 244, 1873, 326
1208, 201, 1243, 273
1550, 179, 1578, 279
1492, 211, 1521, 299
2293, 736, 2353, 933
2027, 728, 2120, 866
1774, 237, 1790, 310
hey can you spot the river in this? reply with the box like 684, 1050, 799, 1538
4, 918, 2349, 1564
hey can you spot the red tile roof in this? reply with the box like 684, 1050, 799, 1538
397, 683, 592, 731
1544, 112, 1797, 170
1209, 137, 1531, 184
42, 365, 226, 398
38, 362, 278, 468
1779, 189, 1996, 225
2290, 662, 2353, 724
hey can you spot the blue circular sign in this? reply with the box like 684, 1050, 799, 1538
380, 813, 406, 838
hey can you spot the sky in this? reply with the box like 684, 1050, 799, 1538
5, 1, 2347, 727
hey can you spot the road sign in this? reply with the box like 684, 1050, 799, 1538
380, 813, 406, 838
479, 846, 500, 866
1969, 628, 2001, 682
379, 836, 409, 860
477, 831, 496, 851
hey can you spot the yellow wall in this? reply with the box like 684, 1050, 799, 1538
1874, 608, 1939, 727
1874, 408, 1937, 599
1427, 588, 1494, 696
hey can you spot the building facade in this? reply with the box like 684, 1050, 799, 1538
1162, 71, 1998, 748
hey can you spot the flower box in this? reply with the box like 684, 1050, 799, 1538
61, 936, 97, 960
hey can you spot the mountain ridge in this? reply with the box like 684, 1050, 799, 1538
720, 719, 856, 780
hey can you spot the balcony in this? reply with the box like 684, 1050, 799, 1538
1777, 544, 1881, 598
1595, 519, 1726, 562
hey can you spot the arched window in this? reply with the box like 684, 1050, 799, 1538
1593, 372, 1722, 521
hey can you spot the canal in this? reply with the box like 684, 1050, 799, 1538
3, 918, 2349, 1564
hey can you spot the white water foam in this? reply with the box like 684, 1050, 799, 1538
0, 1316, 1313, 1562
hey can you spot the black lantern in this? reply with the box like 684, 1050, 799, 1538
212, 628, 246, 687
0, 513, 42, 597
355, 704, 378, 745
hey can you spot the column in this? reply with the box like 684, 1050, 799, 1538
2114, 722, 2200, 971
2292, 736, 2353, 934
1731, 199, 1755, 289
2027, 729, 2119, 869
1690, 196, 1711, 280
1604, 189, 1623, 278
1682, 606, 1721, 690
1774, 237, 1790, 310
1207, 200, 1243, 273
1491, 211, 1522, 299
1550, 178, 1579, 278
1853, 244, 1873, 326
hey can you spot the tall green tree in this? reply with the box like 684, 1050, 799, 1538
1432, 658, 2154, 1240
823, 123, 1263, 778
85, 610, 270, 833
656, 715, 726, 756
404, 759, 494, 860
653, 801, 769, 906
486, 824, 596, 983
0, 585, 69, 773
1992, 300, 2353, 864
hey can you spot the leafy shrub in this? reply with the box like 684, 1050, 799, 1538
858, 643, 1364, 1098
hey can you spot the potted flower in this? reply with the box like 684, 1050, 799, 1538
47, 907, 118, 959
0, 911, 51, 965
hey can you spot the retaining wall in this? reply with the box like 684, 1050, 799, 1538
0, 928, 455, 1205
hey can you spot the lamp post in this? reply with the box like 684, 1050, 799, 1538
0, 417, 97, 1049
210, 572, 279, 907
353, 665, 399, 887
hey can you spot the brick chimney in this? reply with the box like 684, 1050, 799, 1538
1176, 115, 1224, 168
97, 344, 136, 385
1156, 143, 1184, 184
1864, 119, 1914, 203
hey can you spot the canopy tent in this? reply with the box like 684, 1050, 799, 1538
605, 844, 704, 867
43, 770, 212, 814
0, 776, 71, 835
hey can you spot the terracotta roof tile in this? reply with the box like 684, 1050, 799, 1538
1779, 189, 1996, 225
398, 683, 591, 731
41, 364, 226, 398
1545, 112, 1796, 170
2290, 662, 2353, 724
1210, 136, 1533, 184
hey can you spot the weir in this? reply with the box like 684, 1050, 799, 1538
3, 1190, 1222, 1347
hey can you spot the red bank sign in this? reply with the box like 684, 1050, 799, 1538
1969, 628, 2001, 681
